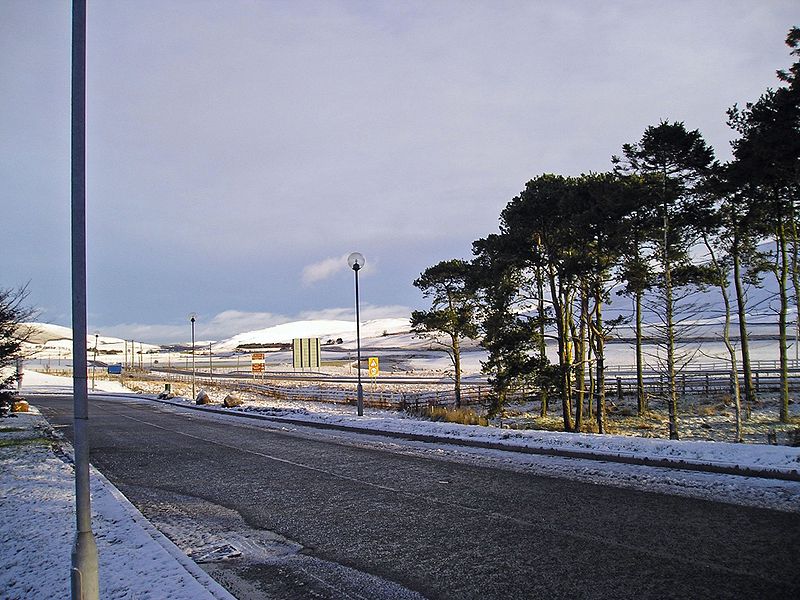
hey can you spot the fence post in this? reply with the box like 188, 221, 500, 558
616, 377, 623, 401
705, 373, 709, 396
755, 371, 760, 393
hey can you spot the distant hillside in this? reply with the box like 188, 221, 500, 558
214, 317, 412, 351
23, 323, 160, 354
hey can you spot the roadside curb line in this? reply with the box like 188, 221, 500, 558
116, 392, 800, 483
32, 407, 236, 600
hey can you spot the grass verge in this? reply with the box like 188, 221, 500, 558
0, 437, 53, 448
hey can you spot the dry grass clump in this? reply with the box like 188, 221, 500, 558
423, 406, 489, 426
0, 437, 52, 448
520, 416, 566, 432
695, 402, 731, 417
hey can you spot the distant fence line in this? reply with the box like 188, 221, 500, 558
132, 363, 799, 411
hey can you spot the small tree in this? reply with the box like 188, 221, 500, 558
411, 259, 479, 408
1, 285, 37, 411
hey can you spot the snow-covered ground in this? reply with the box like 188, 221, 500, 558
0, 373, 233, 600
4, 370, 800, 599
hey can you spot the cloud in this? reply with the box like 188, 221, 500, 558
301, 254, 350, 285
90, 323, 190, 345
301, 254, 377, 285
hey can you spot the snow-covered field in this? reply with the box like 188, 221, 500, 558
23, 316, 794, 372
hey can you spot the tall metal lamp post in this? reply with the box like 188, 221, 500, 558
91, 332, 98, 390
189, 313, 196, 400
347, 252, 365, 416
71, 1, 99, 597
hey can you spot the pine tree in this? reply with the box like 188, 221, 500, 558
616, 122, 715, 439
411, 260, 479, 408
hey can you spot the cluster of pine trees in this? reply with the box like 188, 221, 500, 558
412, 27, 800, 440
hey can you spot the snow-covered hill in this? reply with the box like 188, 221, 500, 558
22, 323, 160, 356
214, 317, 412, 351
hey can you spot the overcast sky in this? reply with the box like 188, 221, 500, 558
2, 1, 797, 343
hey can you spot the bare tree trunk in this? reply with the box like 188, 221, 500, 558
663, 208, 679, 440
549, 265, 573, 432
777, 223, 791, 423
536, 264, 549, 417
587, 306, 595, 422
724, 316, 743, 443
790, 217, 800, 374
573, 285, 589, 432
635, 290, 646, 415
704, 234, 742, 442
732, 249, 755, 419
452, 335, 462, 408
562, 287, 575, 432
594, 288, 606, 434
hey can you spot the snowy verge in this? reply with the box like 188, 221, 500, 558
0, 409, 234, 600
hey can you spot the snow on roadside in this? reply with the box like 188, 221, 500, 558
19, 369, 131, 394
0, 409, 232, 600
154, 386, 800, 476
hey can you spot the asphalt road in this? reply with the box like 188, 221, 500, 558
34, 393, 800, 600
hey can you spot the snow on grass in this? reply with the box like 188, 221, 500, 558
0, 410, 232, 600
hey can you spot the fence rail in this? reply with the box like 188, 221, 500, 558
135, 363, 800, 411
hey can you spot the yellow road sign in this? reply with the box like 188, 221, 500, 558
368, 356, 379, 377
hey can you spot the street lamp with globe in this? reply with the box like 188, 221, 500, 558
189, 313, 197, 400
347, 252, 365, 416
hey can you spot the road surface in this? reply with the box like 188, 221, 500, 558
34, 393, 800, 600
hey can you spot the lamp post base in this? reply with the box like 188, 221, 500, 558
71, 530, 99, 599
357, 383, 364, 416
